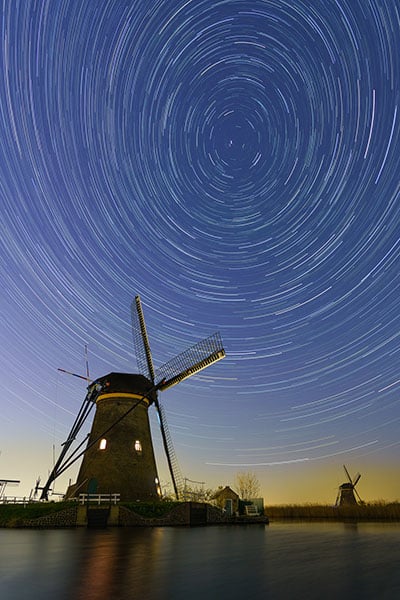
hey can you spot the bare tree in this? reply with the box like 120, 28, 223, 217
234, 472, 261, 500
183, 482, 217, 502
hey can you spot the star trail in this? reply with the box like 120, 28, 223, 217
1, 0, 399, 503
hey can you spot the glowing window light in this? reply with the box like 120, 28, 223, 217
99, 438, 107, 450
134, 440, 142, 453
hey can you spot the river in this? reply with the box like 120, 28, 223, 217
1, 522, 399, 599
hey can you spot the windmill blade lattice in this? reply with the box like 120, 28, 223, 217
131, 296, 155, 382
343, 464, 353, 484
156, 399, 184, 498
354, 487, 363, 503
155, 332, 225, 390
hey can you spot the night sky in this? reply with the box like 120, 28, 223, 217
1, 0, 399, 504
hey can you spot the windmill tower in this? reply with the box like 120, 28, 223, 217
40, 296, 225, 502
335, 465, 362, 506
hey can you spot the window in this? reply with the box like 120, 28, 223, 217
99, 438, 107, 450
134, 439, 142, 453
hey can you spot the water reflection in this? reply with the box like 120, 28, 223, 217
1, 523, 399, 600
68, 528, 167, 599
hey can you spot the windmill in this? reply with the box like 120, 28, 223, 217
29, 477, 42, 501
335, 465, 363, 506
40, 296, 225, 501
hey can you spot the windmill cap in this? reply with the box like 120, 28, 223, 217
94, 372, 157, 403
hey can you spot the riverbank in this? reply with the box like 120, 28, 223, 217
1, 501, 399, 528
0, 501, 268, 528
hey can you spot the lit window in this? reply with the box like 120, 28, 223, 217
99, 438, 107, 450
134, 440, 142, 453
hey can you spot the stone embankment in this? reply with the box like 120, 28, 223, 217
5, 506, 78, 528
1, 502, 268, 528
118, 502, 232, 527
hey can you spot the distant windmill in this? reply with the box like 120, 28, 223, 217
40, 296, 225, 501
335, 465, 363, 506
29, 476, 41, 501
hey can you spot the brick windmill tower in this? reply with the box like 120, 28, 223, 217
40, 297, 225, 501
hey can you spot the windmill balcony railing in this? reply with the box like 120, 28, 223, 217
78, 493, 120, 505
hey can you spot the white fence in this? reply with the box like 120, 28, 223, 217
78, 493, 120, 505
0, 497, 37, 505
1, 494, 121, 506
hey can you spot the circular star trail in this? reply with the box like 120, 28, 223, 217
0, 0, 399, 501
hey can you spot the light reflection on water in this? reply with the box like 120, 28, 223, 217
1, 522, 399, 599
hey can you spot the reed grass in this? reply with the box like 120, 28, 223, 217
266, 502, 400, 521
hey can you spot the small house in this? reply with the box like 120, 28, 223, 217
213, 486, 239, 516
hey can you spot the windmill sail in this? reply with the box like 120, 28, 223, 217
343, 464, 353, 484
131, 297, 156, 382
155, 332, 225, 390
156, 399, 184, 498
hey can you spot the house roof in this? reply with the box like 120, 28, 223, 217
213, 485, 239, 499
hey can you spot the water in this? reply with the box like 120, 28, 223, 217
1, 522, 399, 599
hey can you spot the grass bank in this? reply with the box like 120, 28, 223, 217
0, 502, 75, 527
0, 500, 184, 527
120, 501, 181, 518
